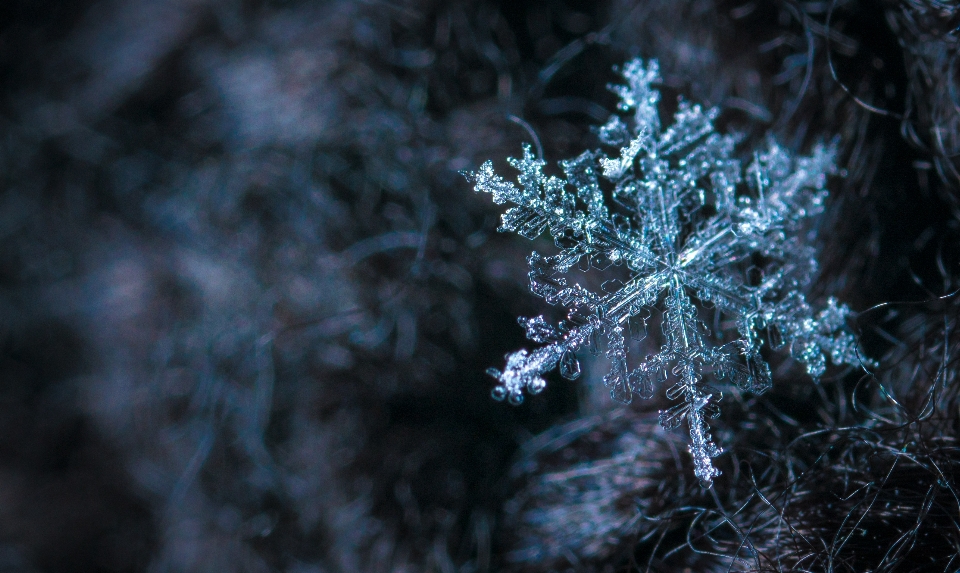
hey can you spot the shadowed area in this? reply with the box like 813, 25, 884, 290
1, 0, 958, 571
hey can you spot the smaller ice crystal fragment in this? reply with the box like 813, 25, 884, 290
658, 101, 718, 157
718, 350, 772, 394
500, 207, 548, 238
560, 151, 607, 220
597, 116, 630, 146
600, 132, 648, 180
658, 403, 689, 431
628, 368, 656, 399
467, 57, 871, 486
588, 329, 601, 356
521, 316, 558, 343
607, 378, 633, 404
550, 176, 578, 216
612, 59, 661, 131
817, 297, 849, 332
767, 323, 784, 349
801, 345, 827, 378
606, 376, 631, 403
628, 316, 648, 341
604, 326, 631, 403
519, 216, 550, 239
559, 350, 581, 380
665, 380, 685, 401
509, 145, 547, 200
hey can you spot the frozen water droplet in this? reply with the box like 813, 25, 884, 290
559, 350, 581, 380
528, 378, 546, 394
491, 386, 508, 401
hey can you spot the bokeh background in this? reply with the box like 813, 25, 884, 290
1, 0, 958, 571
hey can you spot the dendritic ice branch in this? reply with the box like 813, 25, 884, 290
465, 58, 872, 486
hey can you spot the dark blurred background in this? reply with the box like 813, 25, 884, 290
1, 0, 958, 571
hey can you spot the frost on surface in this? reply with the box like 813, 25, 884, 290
465, 58, 871, 486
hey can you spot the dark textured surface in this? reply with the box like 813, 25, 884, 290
0, 0, 958, 571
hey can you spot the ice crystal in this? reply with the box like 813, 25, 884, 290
465, 58, 871, 486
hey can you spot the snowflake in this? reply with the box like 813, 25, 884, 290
465, 58, 872, 486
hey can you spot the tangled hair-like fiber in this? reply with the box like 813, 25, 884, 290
1, 0, 959, 571
727, 292, 960, 573
889, 0, 960, 198
746, 434, 960, 572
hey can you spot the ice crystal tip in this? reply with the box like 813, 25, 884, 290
465, 57, 869, 486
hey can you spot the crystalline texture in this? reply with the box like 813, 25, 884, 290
465, 58, 871, 486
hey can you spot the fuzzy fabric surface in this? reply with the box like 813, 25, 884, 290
1, 0, 958, 571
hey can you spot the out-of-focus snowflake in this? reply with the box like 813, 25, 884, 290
465, 58, 871, 486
